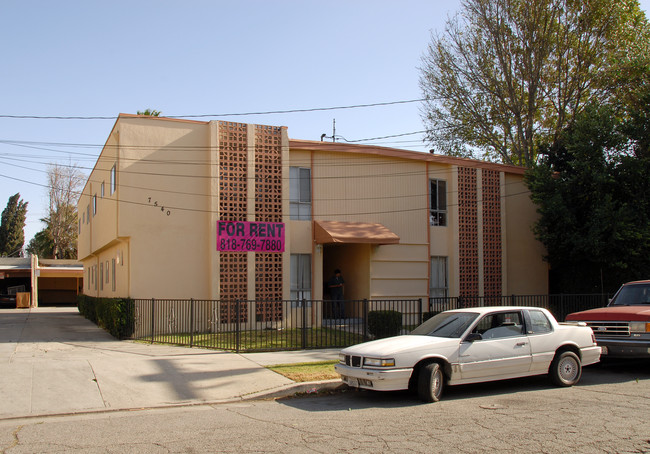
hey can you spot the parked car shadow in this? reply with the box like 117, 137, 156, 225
279, 360, 650, 412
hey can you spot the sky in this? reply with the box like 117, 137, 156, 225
1, 0, 649, 248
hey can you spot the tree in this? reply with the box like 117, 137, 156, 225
525, 102, 650, 293
41, 163, 85, 259
137, 109, 161, 116
420, 0, 650, 166
25, 229, 54, 258
0, 193, 28, 256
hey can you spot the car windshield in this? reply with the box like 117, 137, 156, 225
610, 283, 650, 306
410, 312, 479, 338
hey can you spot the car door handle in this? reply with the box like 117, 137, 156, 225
515, 342, 528, 347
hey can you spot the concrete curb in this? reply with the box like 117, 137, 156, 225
0, 380, 347, 422
240, 379, 346, 401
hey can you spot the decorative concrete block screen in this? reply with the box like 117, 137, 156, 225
218, 123, 285, 324
482, 169, 502, 298
254, 125, 283, 322
219, 122, 249, 323
458, 167, 479, 300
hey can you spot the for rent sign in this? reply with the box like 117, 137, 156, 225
217, 221, 285, 252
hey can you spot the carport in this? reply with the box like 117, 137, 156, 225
0, 257, 31, 306
35, 258, 83, 306
0, 256, 83, 307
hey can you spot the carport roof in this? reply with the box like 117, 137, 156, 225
314, 220, 400, 245
0, 258, 83, 273
0, 258, 30, 270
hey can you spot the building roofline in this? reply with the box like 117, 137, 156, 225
117, 113, 210, 125
81, 114, 213, 198
288, 139, 527, 175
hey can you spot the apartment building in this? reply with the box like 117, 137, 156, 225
78, 115, 547, 316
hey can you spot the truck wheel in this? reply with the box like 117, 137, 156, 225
417, 362, 443, 402
549, 351, 582, 386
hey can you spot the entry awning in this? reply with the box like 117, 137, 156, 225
314, 221, 400, 245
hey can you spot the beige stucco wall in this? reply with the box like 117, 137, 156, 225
78, 131, 119, 262
503, 174, 549, 294
311, 150, 430, 301
117, 117, 212, 299
80, 117, 293, 301
79, 125, 124, 298
429, 164, 458, 297
79, 117, 548, 302
79, 117, 213, 299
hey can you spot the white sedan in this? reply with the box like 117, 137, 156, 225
335, 307, 601, 402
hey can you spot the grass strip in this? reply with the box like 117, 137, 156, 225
266, 360, 340, 382
137, 328, 364, 351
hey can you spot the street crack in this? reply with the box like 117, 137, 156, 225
2, 425, 24, 454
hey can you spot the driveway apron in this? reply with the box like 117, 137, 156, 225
0, 307, 293, 419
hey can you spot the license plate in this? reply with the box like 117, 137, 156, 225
601, 346, 608, 355
343, 376, 359, 387
358, 378, 374, 388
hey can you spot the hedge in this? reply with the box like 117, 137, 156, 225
77, 295, 135, 339
367, 310, 402, 339
422, 311, 439, 323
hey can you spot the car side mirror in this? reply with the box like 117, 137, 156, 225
465, 333, 482, 343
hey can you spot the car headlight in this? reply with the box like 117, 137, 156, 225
363, 357, 395, 367
338, 353, 347, 364
629, 322, 650, 333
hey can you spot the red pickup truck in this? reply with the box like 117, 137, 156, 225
566, 280, 650, 358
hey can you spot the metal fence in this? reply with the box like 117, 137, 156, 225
126, 294, 609, 352
129, 298, 423, 352
428, 294, 610, 322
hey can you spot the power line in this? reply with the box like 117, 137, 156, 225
0, 168, 532, 219
0, 128, 428, 153
337, 130, 427, 143
0, 155, 515, 185
0, 99, 424, 120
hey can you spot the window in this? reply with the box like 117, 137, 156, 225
430, 256, 448, 298
99, 263, 104, 291
528, 310, 552, 334
472, 311, 524, 339
411, 311, 479, 338
101, 181, 105, 198
110, 164, 117, 194
430, 179, 447, 226
105, 260, 109, 284
112, 259, 116, 291
290, 254, 311, 301
92, 195, 97, 216
290, 167, 311, 220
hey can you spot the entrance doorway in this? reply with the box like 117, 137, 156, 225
322, 243, 370, 320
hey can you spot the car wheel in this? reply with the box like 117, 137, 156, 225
549, 351, 582, 387
417, 362, 444, 402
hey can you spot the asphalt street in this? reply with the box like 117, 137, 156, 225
0, 360, 648, 453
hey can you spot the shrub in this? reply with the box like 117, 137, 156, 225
368, 310, 402, 339
77, 295, 134, 339
422, 311, 439, 323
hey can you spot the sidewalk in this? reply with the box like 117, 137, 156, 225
0, 307, 341, 420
